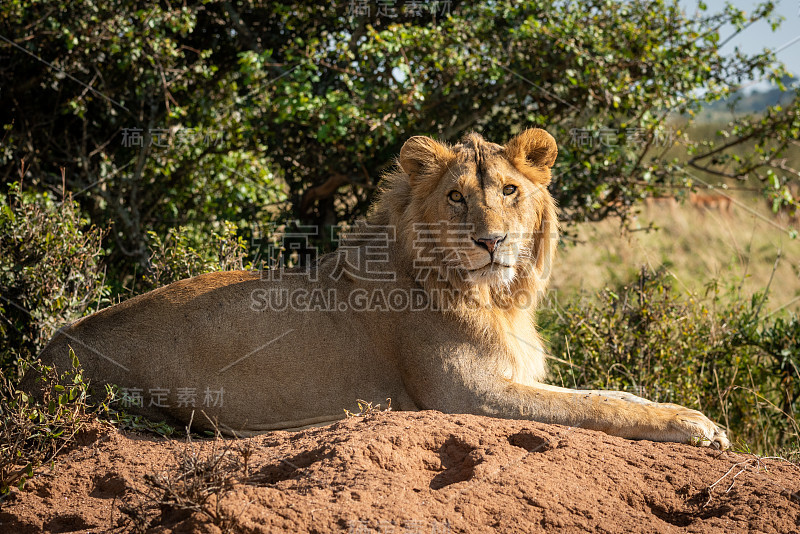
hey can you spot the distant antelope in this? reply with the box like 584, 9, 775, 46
689, 192, 733, 215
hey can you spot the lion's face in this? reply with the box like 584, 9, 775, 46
421, 148, 540, 288
399, 129, 559, 292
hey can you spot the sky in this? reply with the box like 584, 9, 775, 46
680, 0, 800, 88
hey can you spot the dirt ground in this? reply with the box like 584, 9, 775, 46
1, 411, 799, 533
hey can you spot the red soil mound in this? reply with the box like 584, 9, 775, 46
1, 411, 798, 533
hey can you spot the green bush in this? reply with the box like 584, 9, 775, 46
0, 178, 253, 380
142, 221, 251, 291
0, 181, 109, 377
0, 351, 97, 496
542, 268, 800, 456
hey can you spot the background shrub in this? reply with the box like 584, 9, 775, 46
0, 181, 108, 378
542, 268, 800, 456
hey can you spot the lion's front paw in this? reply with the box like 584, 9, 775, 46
664, 405, 729, 450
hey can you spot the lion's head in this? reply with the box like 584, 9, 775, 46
371, 128, 559, 312
359, 128, 559, 383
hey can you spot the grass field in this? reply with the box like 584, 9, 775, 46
553, 187, 800, 316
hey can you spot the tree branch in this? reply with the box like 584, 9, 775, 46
300, 172, 353, 215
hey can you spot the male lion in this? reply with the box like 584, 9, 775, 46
32, 128, 728, 448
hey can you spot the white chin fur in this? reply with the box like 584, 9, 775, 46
465, 264, 515, 287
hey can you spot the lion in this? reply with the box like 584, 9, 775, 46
31, 128, 729, 448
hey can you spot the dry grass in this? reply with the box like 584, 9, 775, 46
344, 398, 393, 418
701, 455, 800, 508
120, 416, 251, 533
552, 194, 800, 314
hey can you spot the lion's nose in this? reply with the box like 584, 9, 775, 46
473, 235, 506, 254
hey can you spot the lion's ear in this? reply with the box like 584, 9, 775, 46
504, 128, 558, 176
399, 136, 455, 186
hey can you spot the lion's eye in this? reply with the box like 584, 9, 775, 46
448, 190, 464, 203
503, 185, 518, 196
